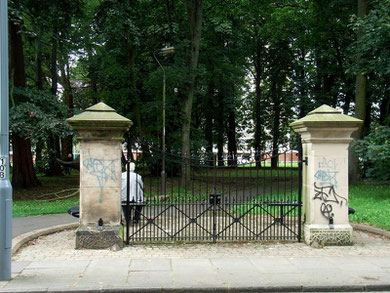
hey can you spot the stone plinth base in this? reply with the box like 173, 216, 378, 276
304, 224, 353, 247
76, 226, 123, 249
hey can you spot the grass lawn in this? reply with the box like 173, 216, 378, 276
348, 183, 390, 231
13, 172, 80, 218
238, 162, 299, 168
13, 197, 79, 218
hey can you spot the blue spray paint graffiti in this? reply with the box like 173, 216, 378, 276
314, 157, 338, 187
83, 152, 117, 203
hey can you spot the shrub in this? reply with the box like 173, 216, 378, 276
355, 124, 390, 181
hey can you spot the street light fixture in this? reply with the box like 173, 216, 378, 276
153, 46, 174, 196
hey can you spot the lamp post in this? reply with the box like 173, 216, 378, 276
0, 0, 12, 281
153, 46, 174, 196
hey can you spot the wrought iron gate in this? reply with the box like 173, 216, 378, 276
123, 145, 302, 244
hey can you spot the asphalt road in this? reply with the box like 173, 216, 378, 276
12, 214, 77, 238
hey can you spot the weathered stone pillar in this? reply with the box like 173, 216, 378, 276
291, 105, 362, 246
67, 102, 131, 249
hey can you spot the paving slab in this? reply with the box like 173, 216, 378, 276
129, 259, 171, 272
249, 256, 300, 273
127, 271, 175, 289
77, 259, 130, 288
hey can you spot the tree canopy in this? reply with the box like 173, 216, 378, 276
8, 0, 390, 188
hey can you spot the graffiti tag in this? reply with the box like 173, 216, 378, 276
83, 154, 117, 203
313, 183, 348, 219
314, 157, 339, 187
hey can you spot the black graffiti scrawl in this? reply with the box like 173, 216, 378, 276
313, 183, 348, 219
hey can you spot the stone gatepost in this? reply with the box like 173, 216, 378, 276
290, 105, 362, 246
67, 102, 131, 249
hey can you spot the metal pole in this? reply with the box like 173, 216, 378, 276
126, 133, 130, 245
0, 0, 12, 281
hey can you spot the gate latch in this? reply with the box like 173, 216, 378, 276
209, 194, 221, 205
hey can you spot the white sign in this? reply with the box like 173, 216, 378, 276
0, 157, 6, 179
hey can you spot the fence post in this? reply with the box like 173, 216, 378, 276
67, 102, 132, 249
290, 105, 362, 246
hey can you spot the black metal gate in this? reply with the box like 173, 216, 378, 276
123, 145, 302, 244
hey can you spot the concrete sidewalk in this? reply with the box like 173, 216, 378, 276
1, 229, 390, 292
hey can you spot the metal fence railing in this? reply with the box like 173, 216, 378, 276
122, 145, 302, 244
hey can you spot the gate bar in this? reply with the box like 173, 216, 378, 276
297, 137, 303, 242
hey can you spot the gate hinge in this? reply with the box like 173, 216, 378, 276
301, 157, 308, 166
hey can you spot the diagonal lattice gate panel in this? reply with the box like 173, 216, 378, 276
124, 145, 302, 244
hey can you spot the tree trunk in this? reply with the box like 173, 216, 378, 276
364, 90, 372, 135
271, 83, 280, 169
60, 58, 74, 160
379, 89, 389, 125
35, 139, 44, 172
50, 0, 58, 96
181, 0, 203, 184
164, 0, 175, 41
45, 135, 62, 176
9, 20, 41, 189
216, 92, 224, 167
54, 135, 61, 165
343, 90, 353, 114
35, 37, 44, 90
254, 73, 262, 164
227, 109, 237, 166
349, 0, 368, 182
205, 83, 214, 163
49, 24, 62, 175
12, 133, 41, 191
50, 36, 58, 96
9, 21, 26, 87
43, 44, 62, 176
298, 51, 308, 118
324, 74, 336, 107
253, 46, 263, 166
354, 73, 367, 137
86, 47, 98, 103
61, 136, 73, 161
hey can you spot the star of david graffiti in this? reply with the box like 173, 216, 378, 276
83, 154, 117, 203
313, 183, 348, 219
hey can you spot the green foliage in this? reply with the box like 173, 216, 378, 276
8, 0, 390, 187
355, 124, 390, 181
10, 87, 72, 141
348, 0, 390, 123
349, 0, 390, 78
13, 197, 79, 218
349, 184, 390, 230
